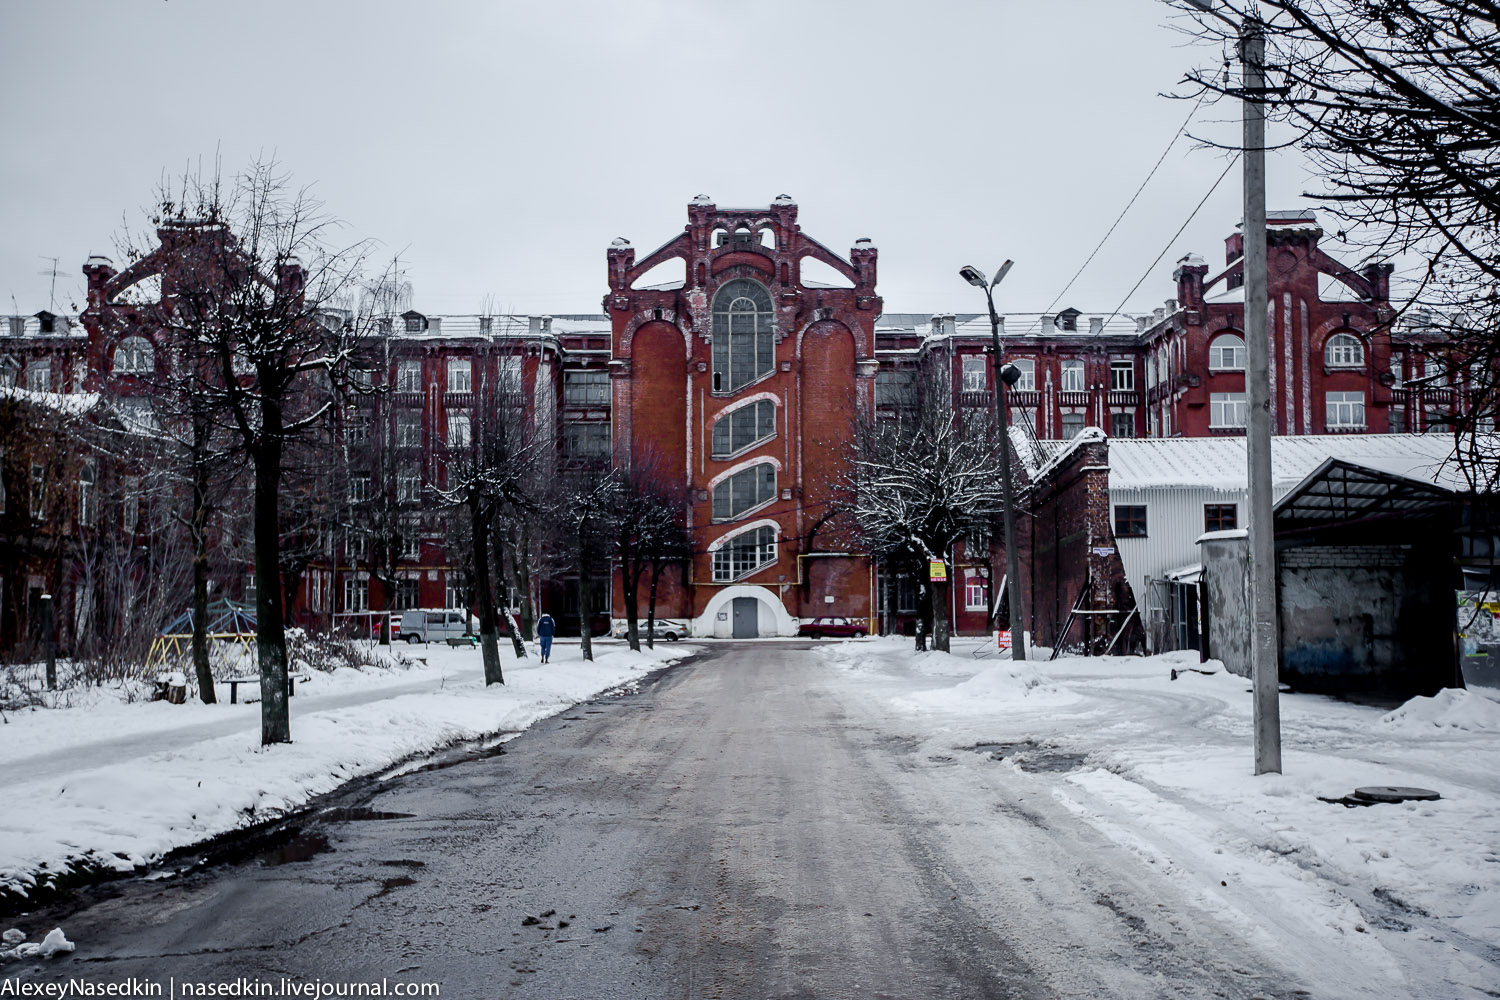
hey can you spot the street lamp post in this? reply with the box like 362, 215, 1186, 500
1187, 0, 1282, 774
960, 261, 1028, 661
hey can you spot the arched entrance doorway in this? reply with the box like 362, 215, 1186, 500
696, 585, 797, 638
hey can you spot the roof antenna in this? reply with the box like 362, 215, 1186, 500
37, 256, 60, 312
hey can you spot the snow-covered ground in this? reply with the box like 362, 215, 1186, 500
816, 637, 1500, 1000
1, 638, 690, 905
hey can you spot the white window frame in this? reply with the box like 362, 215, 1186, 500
396, 411, 422, 448
26, 361, 50, 393
710, 522, 778, 582
112, 336, 155, 374
964, 575, 988, 612
961, 356, 987, 393
1326, 390, 1366, 429
447, 358, 472, 394
1325, 333, 1364, 368
396, 360, 422, 393
1060, 360, 1085, 392
1209, 392, 1247, 428
447, 410, 471, 448
1010, 358, 1035, 392
396, 465, 421, 504
1109, 360, 1134, 392
1209, 334, 1247, 371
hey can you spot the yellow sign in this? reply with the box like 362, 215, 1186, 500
929, 560, 947, 582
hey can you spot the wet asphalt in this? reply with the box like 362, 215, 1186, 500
9, 643, 1302, 999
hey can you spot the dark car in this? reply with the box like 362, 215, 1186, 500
798, 616, 868, 639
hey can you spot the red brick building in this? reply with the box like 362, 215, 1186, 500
604, 196, 880, 636
1, 202, 1476, 653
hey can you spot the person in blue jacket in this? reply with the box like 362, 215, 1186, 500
536, 611, 556, 663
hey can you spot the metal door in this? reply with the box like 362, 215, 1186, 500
732, 597, 758, 638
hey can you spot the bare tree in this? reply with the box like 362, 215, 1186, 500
836, 364, 1010, 653
555, 470, 619, 662
612, 452, 691, 652
434, 354, 546, 683
1173, 0, 1500, 482
137, 160, 385, 744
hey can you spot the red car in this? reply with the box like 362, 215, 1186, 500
798, 616, 868, 639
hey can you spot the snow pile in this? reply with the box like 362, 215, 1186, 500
0, 927, 73, 962
0, 640, 690, 904
902, 658, 1076, 710
1379, 687, 1500, 733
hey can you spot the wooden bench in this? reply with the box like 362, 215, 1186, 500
445, 635, 478, 647
225, 675, 309, 704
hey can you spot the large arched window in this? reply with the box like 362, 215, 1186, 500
712, 524, 777, 581
711, 279, 774, 392
113, 336, 155, 375
712, 461, 777, 520
1325, 332, 1364, 367
711, 399, 776, 458
1209, 333, 1246, 370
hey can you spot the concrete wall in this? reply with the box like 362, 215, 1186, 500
1199, 533, 1251, 676
1277, 544, 1453, 695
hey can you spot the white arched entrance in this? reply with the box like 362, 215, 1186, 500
694, 585, 798, 638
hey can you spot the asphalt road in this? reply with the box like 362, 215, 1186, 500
13, 643, 1301, 999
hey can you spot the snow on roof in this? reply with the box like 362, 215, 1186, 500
1, 314, 84, 339
1109, 434, 1466, 493
1204, 283, 1244, 304
0, 385, 100, 416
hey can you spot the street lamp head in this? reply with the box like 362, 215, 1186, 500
1000, 362, 1023, 387
992, 259, 1014, 288
959, 265, 988, 288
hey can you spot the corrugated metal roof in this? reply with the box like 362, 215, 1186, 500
1108, 434, 1465, 492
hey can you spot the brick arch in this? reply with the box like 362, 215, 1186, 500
629, 320, 688, 479
618, 312, 690, 357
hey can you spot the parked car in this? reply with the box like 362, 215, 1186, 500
798, 616, 868, 639
610, 618, 687, 641
399, 608, 477, 643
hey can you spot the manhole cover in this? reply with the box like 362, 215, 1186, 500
1352, 786, 1440, 803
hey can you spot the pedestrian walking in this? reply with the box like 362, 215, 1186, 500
536, 611, 556, 663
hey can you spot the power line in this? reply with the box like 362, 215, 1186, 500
1027, 92, 1209, 333
1093, 153, 1240, 338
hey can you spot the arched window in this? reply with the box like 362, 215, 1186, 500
1209, 333, 1246, 370
113, 336, 155, 374
712, 462, 777, 520
712, 525, 777, 581
1325, 332, 1364, 367
711, 399, 776, 458
711, 279, 774, 392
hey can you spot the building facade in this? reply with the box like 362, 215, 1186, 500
0, 200, 1477, 654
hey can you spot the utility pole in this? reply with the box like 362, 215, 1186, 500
1241, 20, 1283, 774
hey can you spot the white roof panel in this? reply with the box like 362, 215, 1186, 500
1108, 434, 1467, 492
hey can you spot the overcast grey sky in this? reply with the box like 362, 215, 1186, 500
1, 0, 1327, 321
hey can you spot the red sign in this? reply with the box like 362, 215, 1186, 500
997, 630, 1012, 650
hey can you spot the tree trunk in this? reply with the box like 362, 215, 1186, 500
577, 527, 593, 662
253, 430, 291, 745
646, 561, 663, 650
495, 519, 527, 658
914, 580, 930, 652
932, 576, 952, 653
622, 545, 641, 652
516, 520, 535, 641
471, 496, 504, 685
191, 420, 216, 703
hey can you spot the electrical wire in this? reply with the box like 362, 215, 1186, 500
1093, 153, 1240, 338
1026, 91, 1210, 334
